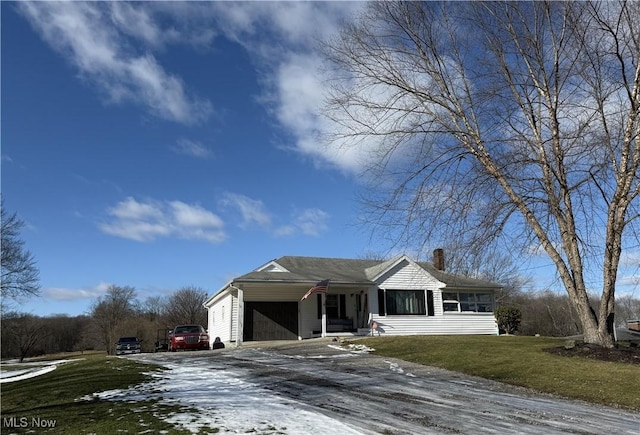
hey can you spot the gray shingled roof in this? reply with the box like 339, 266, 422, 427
234, 255, 500, 289
235, 256, 380, 284
417, 262, 499, 288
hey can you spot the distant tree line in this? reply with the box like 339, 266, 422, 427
2, 195, 638, 360
0, 285, 209, 360
3, 283, 638, 360
496, 291, 640, 337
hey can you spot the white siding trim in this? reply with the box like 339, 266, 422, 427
370, 313, 498, 336
207, 292, 235, 343
377, 259, 445, 291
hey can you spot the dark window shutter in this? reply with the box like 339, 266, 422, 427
378, 288, 386, 316
339, 294, 346, 318
317, 293, 322, 319
427, 290, 434, 316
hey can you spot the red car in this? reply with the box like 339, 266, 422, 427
168, 325, 210, 352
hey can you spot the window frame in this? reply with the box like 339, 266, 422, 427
442, 291, 494, 313
378, 289, 434, 316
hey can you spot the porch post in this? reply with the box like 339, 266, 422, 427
321, 292, 327, 338
236, 286, 244, 347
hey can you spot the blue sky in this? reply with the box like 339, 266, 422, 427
2, 1, 373, 316
2, 2, 638, 317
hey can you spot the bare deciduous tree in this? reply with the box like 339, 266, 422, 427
441, 246, 530, 303
90, 285, 137, 355
1, 200, 40, 310
1, 312, 48, 362
324, 1, 640, 347
163, 286, 208, 327
616, 295, 640, 326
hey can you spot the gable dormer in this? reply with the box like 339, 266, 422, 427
256, 260, 290, 273
375, 256, 445, 290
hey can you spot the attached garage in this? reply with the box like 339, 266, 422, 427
243, 302, 298, 341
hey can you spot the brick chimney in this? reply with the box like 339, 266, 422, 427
433, 248, 445, 271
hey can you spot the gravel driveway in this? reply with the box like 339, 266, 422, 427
129, 338, 640, 434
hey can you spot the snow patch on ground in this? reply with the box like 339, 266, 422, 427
384, 360, 415, 377
0, 359, 79, 383
82, 357, 364, 434
327, 343, 374, 354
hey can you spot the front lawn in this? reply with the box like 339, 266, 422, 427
0, 353, 206, 434
355, 335, 640, 411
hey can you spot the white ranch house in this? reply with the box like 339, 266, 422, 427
204, 252, 500, 345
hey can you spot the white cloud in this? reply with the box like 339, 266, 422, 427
273, 208, 331, 238
220, 193, 272, 229
220, 192, 330, 237
44, 281, 112, 301
294, 208, 330, 236
99, 197, 225, 244
273, 225, 297, 237
206, 2, 369, 174
18, 1, 369, 170
107, 197, 163, 221
171, 138, 213, 159
17, 1, 212, 125
620, 250, 640, 267
109, 2, 166, 48
617, 275, 640, 287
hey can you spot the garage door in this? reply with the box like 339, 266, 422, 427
244, 302, 298, 341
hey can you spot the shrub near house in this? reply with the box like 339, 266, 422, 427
495, 306, 522, 335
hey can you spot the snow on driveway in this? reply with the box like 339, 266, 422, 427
86, 347, 367, 434
86, 340, 640, 434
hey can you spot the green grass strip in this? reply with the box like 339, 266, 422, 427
357, 335, 640, 411
0, 353, 214, 434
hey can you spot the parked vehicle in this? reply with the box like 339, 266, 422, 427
115, 336, 142, 355
168, 325, 209, 351
155, 328, 173, 352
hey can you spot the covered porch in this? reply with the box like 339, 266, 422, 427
230, 282, 374, 345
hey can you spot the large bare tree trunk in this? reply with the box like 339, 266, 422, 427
324, 1, 640, 347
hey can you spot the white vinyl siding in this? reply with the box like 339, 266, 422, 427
370, 313, 498, 335
241, 286, 304, 301
372, 259, 497, 335
376, 260, 443, 318
207, 292, 235, 344
377, 260, 443, 290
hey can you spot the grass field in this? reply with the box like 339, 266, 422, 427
355, 335, 640, 411
0, 352, 204, 434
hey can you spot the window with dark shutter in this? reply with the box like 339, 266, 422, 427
385, 290, 426, 315
427, 290, 434, 316
317, 293, 322, 319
